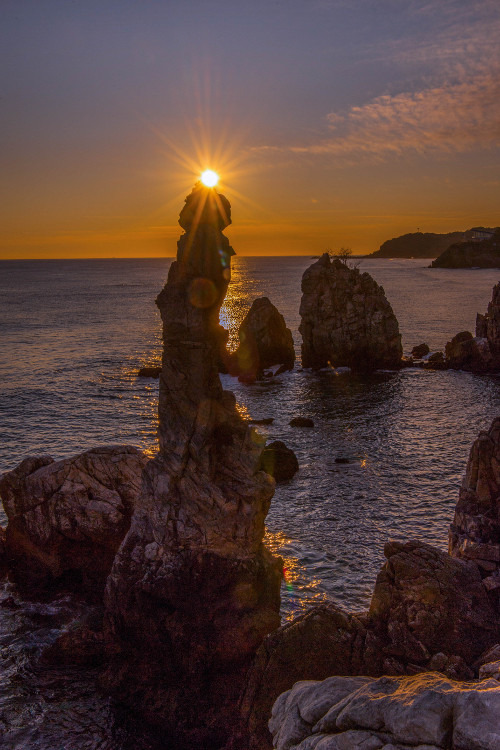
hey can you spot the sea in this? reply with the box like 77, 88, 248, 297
1, 256, 499, 748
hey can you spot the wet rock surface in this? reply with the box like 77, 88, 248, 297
101, 184, 282, 749
269, 672, 500, 750
0, 446, 147, 595
234, 297, 295, 382
299, 254, 402, 372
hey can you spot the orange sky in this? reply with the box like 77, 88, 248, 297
1, 1, 499, 259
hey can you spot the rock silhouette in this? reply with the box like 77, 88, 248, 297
233, 297, 295, 382
299, 254, 402, 372
101, 183, 282, 749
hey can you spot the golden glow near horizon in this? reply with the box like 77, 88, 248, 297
201, 169, 219, 187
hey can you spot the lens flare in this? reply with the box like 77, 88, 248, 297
201, 169, 219, 187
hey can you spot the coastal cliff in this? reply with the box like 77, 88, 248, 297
369, 230, 465, 258
432, 229, 500, 268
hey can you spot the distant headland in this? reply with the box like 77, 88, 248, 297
368, 227, 498, 260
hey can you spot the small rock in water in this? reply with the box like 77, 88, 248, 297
411, 342, 430, 358
259, 440, 299, 482
289, 417, 314, 428
137, 366, 161, 378
335, 456, 350, 464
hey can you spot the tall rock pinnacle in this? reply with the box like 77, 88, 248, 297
102, 183, 281, 749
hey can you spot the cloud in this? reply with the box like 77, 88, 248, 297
253, 0, 500, 164
256, 66, 500, 163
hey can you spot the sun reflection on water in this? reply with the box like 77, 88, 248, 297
265, 529, 327, 621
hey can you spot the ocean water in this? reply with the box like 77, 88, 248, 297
1, 256, 500, 748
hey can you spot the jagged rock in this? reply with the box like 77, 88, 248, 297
445, 331, 493, 372
369, 541, 499, 667
102, 183, 281, 749
299, 254, 402, 372
237, 604, 376, 750
232, 537, 498, 749
477, 282, 500, 361
411, 343, 430, 358
445, 284, 500, 373
137, 365, 161, 378
269, 672, 500, 750
259, 441, 299, 482
479, 659, 500, 680
290, 417, 314, 428
233, 297, 295, 382
0, 446, 147, 594
449, 417, 500, 593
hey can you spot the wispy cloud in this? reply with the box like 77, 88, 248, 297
255, 0, 500, 163
302, 68, 500, 159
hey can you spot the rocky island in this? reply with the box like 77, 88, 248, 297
299, 253, 402, 372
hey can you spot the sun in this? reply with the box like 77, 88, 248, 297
201, 169, 219, 187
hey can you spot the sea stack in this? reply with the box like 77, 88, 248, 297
101, 182, 282, 749
299, 254, 402, 372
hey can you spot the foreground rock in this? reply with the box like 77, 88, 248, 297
270, 672, 500, 750
101, 182, 281, 749
369, 540, 498, 670
450, 417, 500, 596
233, 297, 295, 381
234, 539, 499, 749
0, 446, 147, 594
299, 254, 402, 372
259, 441, 299, 482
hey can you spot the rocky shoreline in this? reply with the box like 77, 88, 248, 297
1, 187, 500, 749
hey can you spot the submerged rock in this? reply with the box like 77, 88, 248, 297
233, 297, 295, 382
102, 182, 281, 749
259, 441, 299, 482
0, 446, 147, 595
290, 417, 314, 428
299, 254, 402, 372
269, 672, 500, 750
